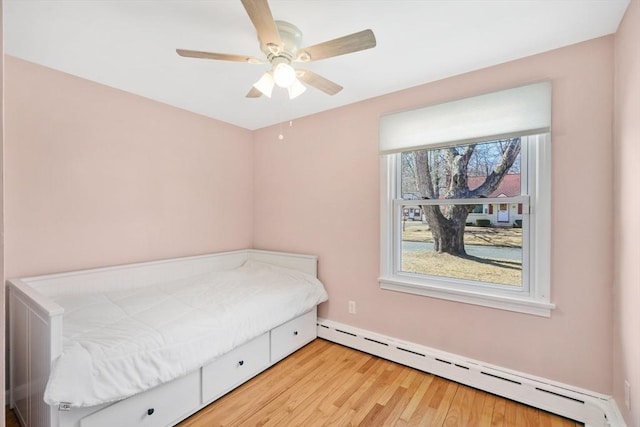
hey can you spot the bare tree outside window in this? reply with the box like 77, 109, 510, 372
400, 138, 523, 286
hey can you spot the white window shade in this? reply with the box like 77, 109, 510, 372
379, 82, 551, 154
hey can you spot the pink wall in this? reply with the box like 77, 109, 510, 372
2, 12, 630, 408
613, 1, 640, 425
253, 37, 615, 393
1, 1, 5, 420
4, 56, 254, 278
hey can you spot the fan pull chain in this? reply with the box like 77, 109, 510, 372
278, 120, 293, 141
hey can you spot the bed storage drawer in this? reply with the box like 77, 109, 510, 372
79, 371, 199, 427
201, 332, 270, 404
270, 308, 317, 363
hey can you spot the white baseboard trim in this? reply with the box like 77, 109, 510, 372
317, 318, 626, 427
606, 399, 629, 427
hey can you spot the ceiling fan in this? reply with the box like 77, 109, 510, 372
176, 0, 377, 99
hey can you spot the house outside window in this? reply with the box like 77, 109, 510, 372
466, 174, 523, 226
379, 82, 554, 316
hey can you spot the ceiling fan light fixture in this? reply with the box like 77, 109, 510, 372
288, 79, 307, 99
273, 62, 297, 88
177, 2, 377, 100
253, 72, 275, 98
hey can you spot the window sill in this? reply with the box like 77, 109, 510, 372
379, 276, 555, 317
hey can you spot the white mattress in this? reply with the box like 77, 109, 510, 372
43, 260, 328, 408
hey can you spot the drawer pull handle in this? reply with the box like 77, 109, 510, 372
238, 360, 244, 366
147, 408, 155, 416
294, 331, 298, 336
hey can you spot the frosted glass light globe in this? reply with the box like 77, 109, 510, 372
273, 62, 296, 88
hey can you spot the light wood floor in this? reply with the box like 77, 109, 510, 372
177, 339, 582, 427
5, 339, 584, 427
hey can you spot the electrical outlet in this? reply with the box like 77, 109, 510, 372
624, 380, 631, 410
348, 300, 356, 315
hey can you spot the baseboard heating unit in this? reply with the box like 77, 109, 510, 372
317, 319, 626, 427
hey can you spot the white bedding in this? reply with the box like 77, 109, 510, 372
43, 260, 328, 408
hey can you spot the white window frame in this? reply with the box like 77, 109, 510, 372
379, 134, 554, 317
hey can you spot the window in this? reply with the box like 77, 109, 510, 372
471, 204, 484, 214
379, 83, 554, 316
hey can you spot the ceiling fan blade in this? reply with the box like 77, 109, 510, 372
296, 29, 376, 62
246, 86, 263, 98
296, 69, 343, 96
176, 49, 263, 64
240, 0, 282, 49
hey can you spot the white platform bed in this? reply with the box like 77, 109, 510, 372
9, 249, 328, 427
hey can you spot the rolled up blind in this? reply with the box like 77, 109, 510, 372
379, 81, 551, 154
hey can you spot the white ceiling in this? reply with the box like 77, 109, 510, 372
4, 0, 630, 130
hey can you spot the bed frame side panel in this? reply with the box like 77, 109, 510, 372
10, 279, 64, 427
20, 250, 252, 298
10, 286, 30, 426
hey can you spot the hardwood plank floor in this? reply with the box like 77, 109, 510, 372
4, 339, 584, 427
4, 408, 18, 427
177, 339, 583, 427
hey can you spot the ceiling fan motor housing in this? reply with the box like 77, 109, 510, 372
261, 20, 303, 63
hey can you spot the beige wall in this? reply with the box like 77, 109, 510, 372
4, 56, 254, 278
613, 0, 640, 425
253, 36, 615, 393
